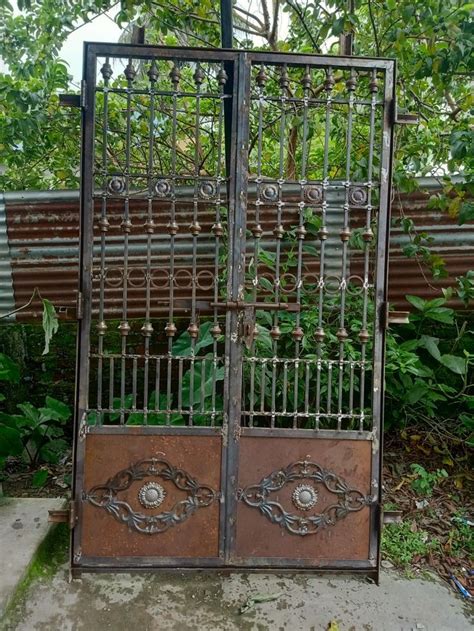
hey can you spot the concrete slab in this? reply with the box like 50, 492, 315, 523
3, 567, 472, 630
0, 497, 64, 617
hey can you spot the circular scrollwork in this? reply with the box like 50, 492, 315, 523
138, 482, 166, 509
292, 484, 318, 511
261, 184, 278, 201
107, 176, 125, 195
199, 181, 216, 199
304, 185, 323, 203
349, 186, 368, 206
155, 179, 172, 198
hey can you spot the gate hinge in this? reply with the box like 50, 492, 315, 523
76, 291, 84, 320
383, 510, 402, 525
381, 302, 410, 329
395, 111, 419, 125
48, 500, 79, 529
58, 81, 87, 110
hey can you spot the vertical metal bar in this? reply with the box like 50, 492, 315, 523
315, 68, 334, 421
220, 0, 233, 48
359, 68, 379, 430
96, 57, 111, 426
224, 52, 250, 564
118, 59, 135, 425
166, 60, 180, 424
371, 61, 396, 579
72, 42, 97, 571
337, 68, 356, 430
142, 59, 158, 424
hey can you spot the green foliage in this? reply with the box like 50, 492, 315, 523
0, 0, 472, 212
385, 294, 474, 446
449, 513, 474, 558
409, 464, 448, 496
0, 389, 71, 466
382, 520, 440, 568
0, 352, 71, 467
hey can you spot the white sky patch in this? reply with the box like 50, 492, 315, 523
60, 7, 121, 85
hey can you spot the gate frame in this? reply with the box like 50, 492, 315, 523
71, 42, 396, 580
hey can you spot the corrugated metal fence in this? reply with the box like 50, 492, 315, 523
1, 179, 472, 321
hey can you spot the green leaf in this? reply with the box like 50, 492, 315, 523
440, 354, 466, 375
405, 295, 426, 311
0, 353, 20, 383
43, 396, 71, 422
0, 424, 23, 457
42, 298, 59, 355
39, 438, 68, 463
406, 383, 428, 404
419, 335, 441, 361
17, 402, 40, 423
32, 469, 48, 488
459, 201, 474, 224
424, 307, 454, 325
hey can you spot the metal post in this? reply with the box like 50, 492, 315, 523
220, 0, 234, 180
220, 0, 233, 48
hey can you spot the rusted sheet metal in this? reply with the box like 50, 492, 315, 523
78, 433, 222, 564
389, 189, 474, 308
234, 437, 371, 565
2, 184, 472, 321
0, 194, 16, 318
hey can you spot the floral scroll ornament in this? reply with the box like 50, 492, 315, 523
85, 458, 216, 535
239, 460, 372, 536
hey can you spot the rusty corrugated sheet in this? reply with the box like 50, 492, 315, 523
1, 180, 472, 321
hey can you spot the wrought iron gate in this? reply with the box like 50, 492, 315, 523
72, 43, 395, 576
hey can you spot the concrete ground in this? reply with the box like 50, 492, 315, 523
2, 566, 472, 631
0, 497, 63, 617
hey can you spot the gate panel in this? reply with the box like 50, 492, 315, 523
81, 434, 221, 561
234, 437, 371, 564
73, 44, 239, 568
227, 53, 395, 571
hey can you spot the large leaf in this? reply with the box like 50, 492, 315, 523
172, 321, 216, 357
419, 335, 441, 361
440, 354, 467, 375
41, 396, 71, 422
424, 307, 454, 325
0, 424, 23, 457
181, 360, 225, 408
32, 469, 48, 488
39, 438, 68, 463
405, 295, 426, 311
42, 298, 59, 355
0, 353, 20, 383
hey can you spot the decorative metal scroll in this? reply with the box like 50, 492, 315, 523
85, 458, 216, 535
238, 460, 371, 536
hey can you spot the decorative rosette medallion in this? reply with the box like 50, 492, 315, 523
138, 482, 166, 509
292, 484, 318, 511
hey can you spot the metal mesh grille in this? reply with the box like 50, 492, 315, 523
241, 62, 385, 431
87, 55, 231, 427
80, 48, 392, 437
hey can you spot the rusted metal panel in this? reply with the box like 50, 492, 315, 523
77, 434, 222, 563
234, 437, 371, 565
